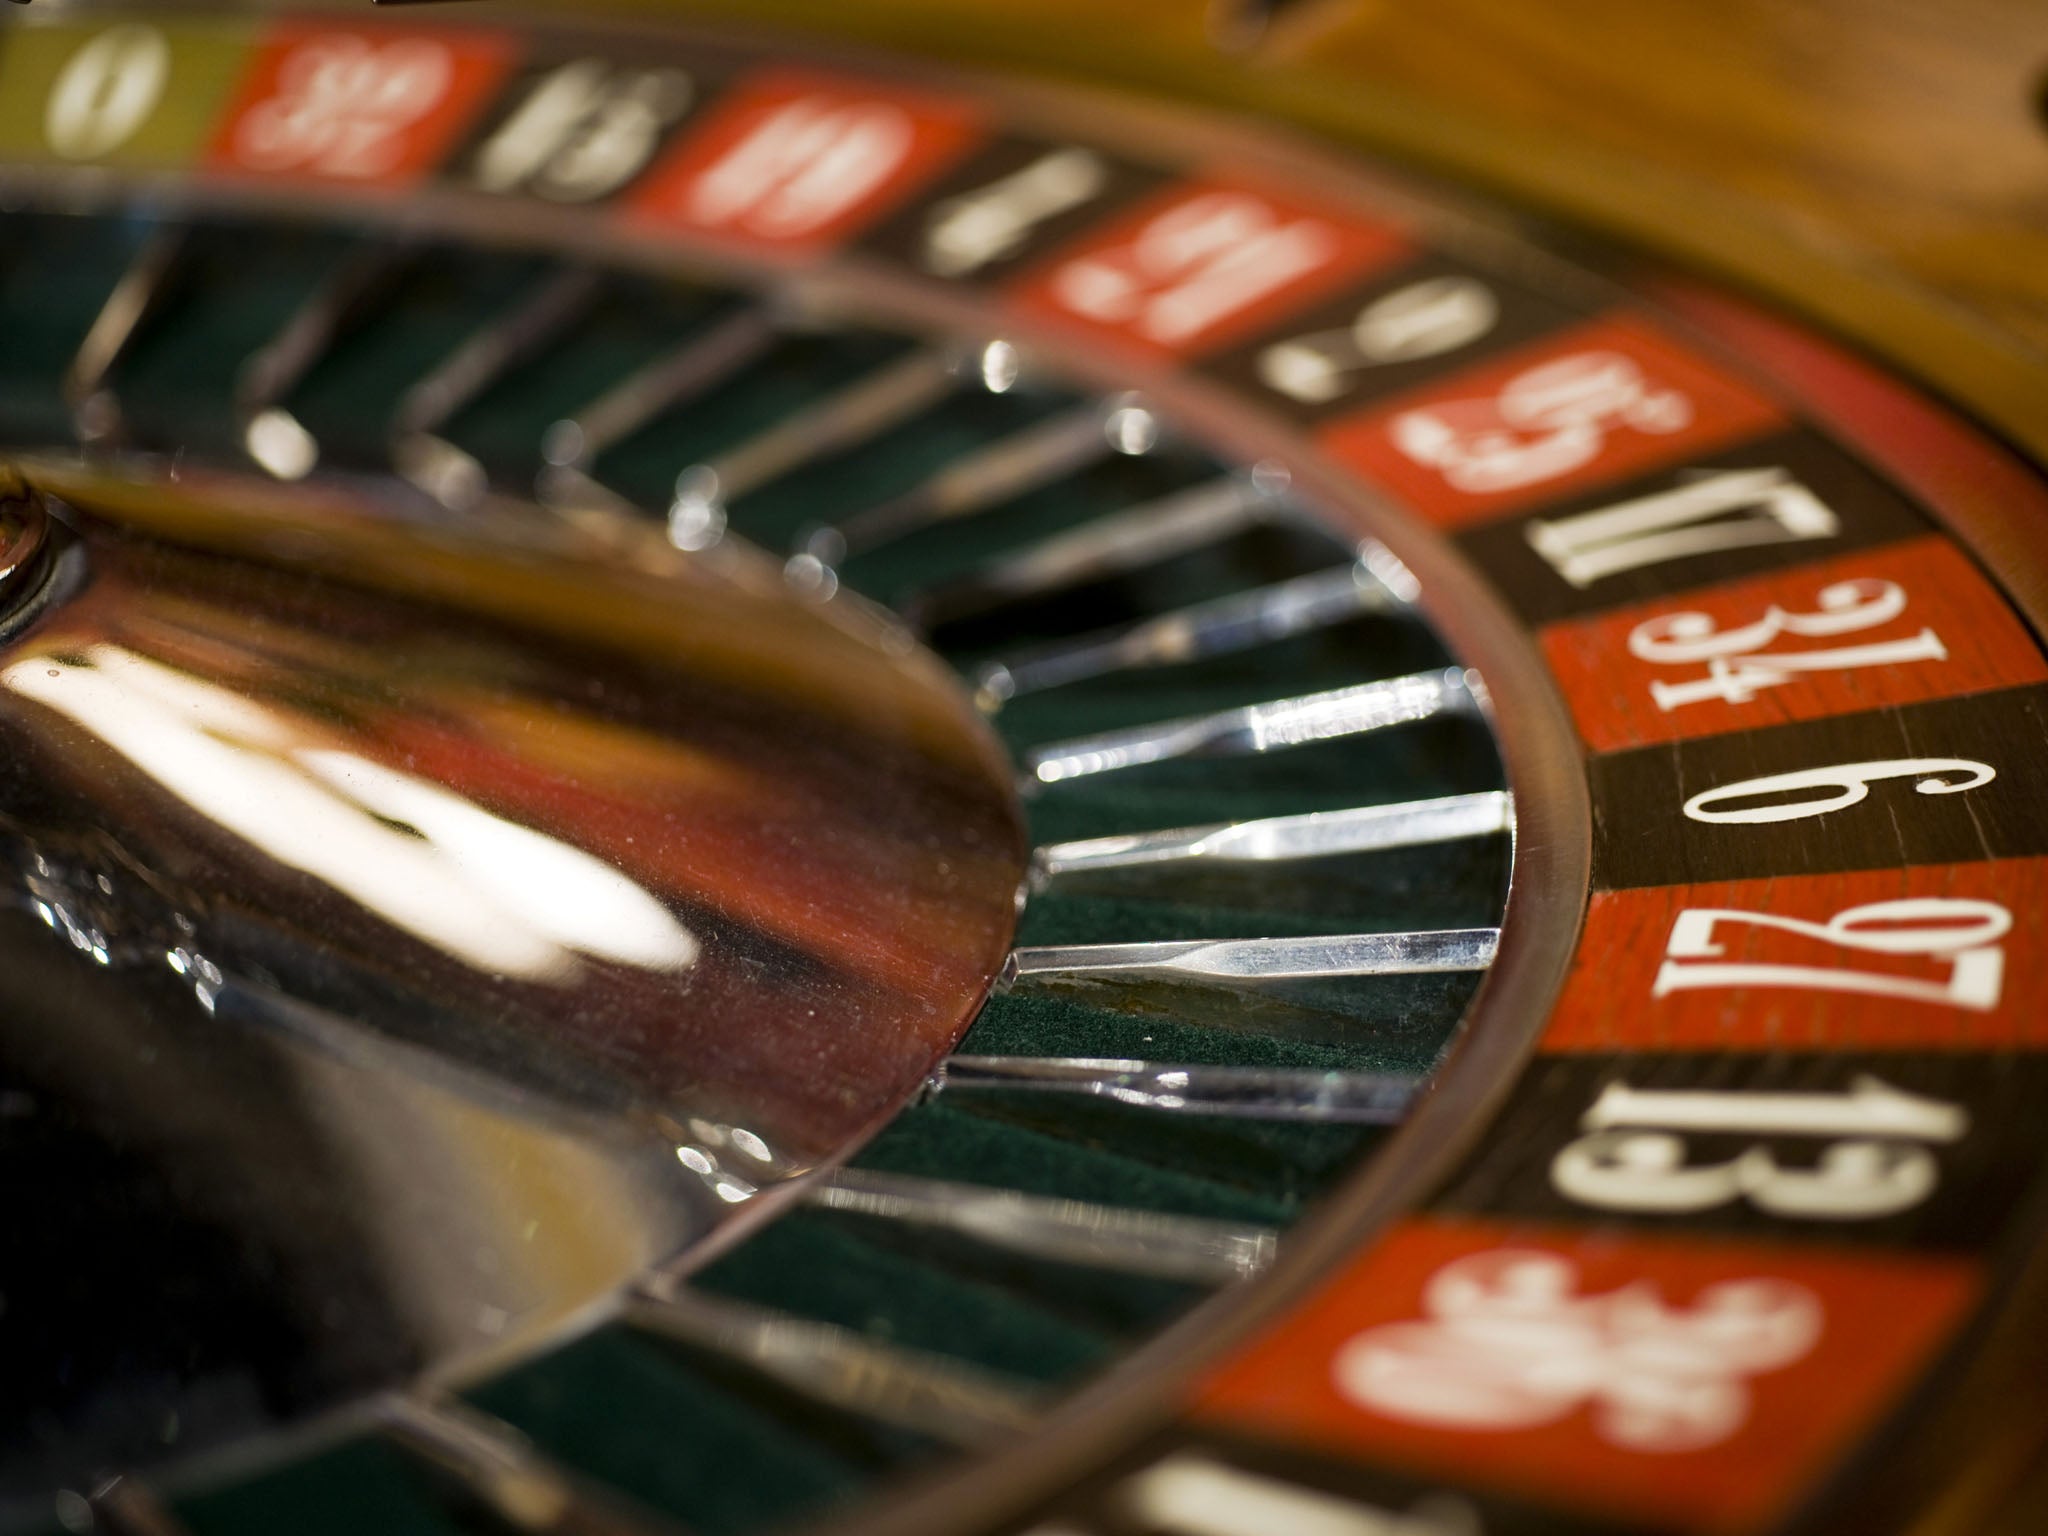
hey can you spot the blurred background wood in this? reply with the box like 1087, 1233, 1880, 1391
646, 0, 2048, 456
1282, 0, 2048, 355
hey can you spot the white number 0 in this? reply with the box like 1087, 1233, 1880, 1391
46, 25, 171, 160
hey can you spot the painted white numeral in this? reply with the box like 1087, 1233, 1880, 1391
1334, 1250, 1821, 1452
1553, 1075, 1968, 1219
1681, 757, 1993, 825
1051, 192, 1337, 345
233, 36, 454, 179
921, 147, 1106, 277
1629, 576, 1947, 710
1653, 896, 2011, 1011
687, 96, 911, 238
46, 24, 171, 160
1389, 349, 1691, 495
1105, 1455, 1481, 1536
1650, 635, 1948, 711
1526, 467, 1837, 589
1582, 1075, 1967, 1140
1256, 275, 1499, 404
473, 60, 692, 202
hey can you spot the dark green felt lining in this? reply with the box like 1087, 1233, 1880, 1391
961, 983, 1471, 1072
285, 245, 551, 470
840, 446, 1222, 611
594, 329, 911, 509
850, 1098, 1293, 1224
445, 275, 730, 489
175, 1439, 459, 1536
467, 1328, 864, 1536
1017, 840, 1512, 941
113, 219, 359, 457
0, 211, 150, 446
724, 384, 1074, 552
4, 209, 1511, 1536
918, 520, 1356, 655
694, 1215, 1112, 1383
1020, 714, 1505, 845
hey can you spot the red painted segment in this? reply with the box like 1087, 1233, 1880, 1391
1005, 178, 1408, 360
1541, 535, 2048, 751
1317, 311, 1787, 529
207, 21, 517, 189
625, 68, 982, 257
1194, 1214, 1977, 1534
1544, 859, 2048, 1052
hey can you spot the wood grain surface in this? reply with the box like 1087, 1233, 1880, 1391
638, 0, 2048, 459
1282, 0, 2048, 353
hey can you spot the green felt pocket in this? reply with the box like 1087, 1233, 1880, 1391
0, 211, 150, 445
468, 1326, 878, 1536
175, 1438, 458, 1536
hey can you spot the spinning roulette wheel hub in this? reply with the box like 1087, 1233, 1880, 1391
0, 4, 2044, 1534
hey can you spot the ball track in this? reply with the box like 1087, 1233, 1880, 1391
0, 200, 1508, 1536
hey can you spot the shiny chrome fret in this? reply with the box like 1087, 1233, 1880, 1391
928, 1055, 1423, 1122
394, 268, 604, 440
239, 242, 410, 481
678, 347, 960, 509
1023, 666, 1478, 786
798, 399, 1135, 566
393, 266, 603, 506
1003, 928, 1500, 987
379, 1392, 658, 1535
907, 469, 1289, 622
626, 1285, 1041, 1447
538, 302, 780, 479
65, 224, 185, 441
976, 558, 1399, 705
393, 433, 497, 515
810, 1166, 1279, 1284
1031, 790, 1514, 882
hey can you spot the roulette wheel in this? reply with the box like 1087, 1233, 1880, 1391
2, 0, 2046, 1533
